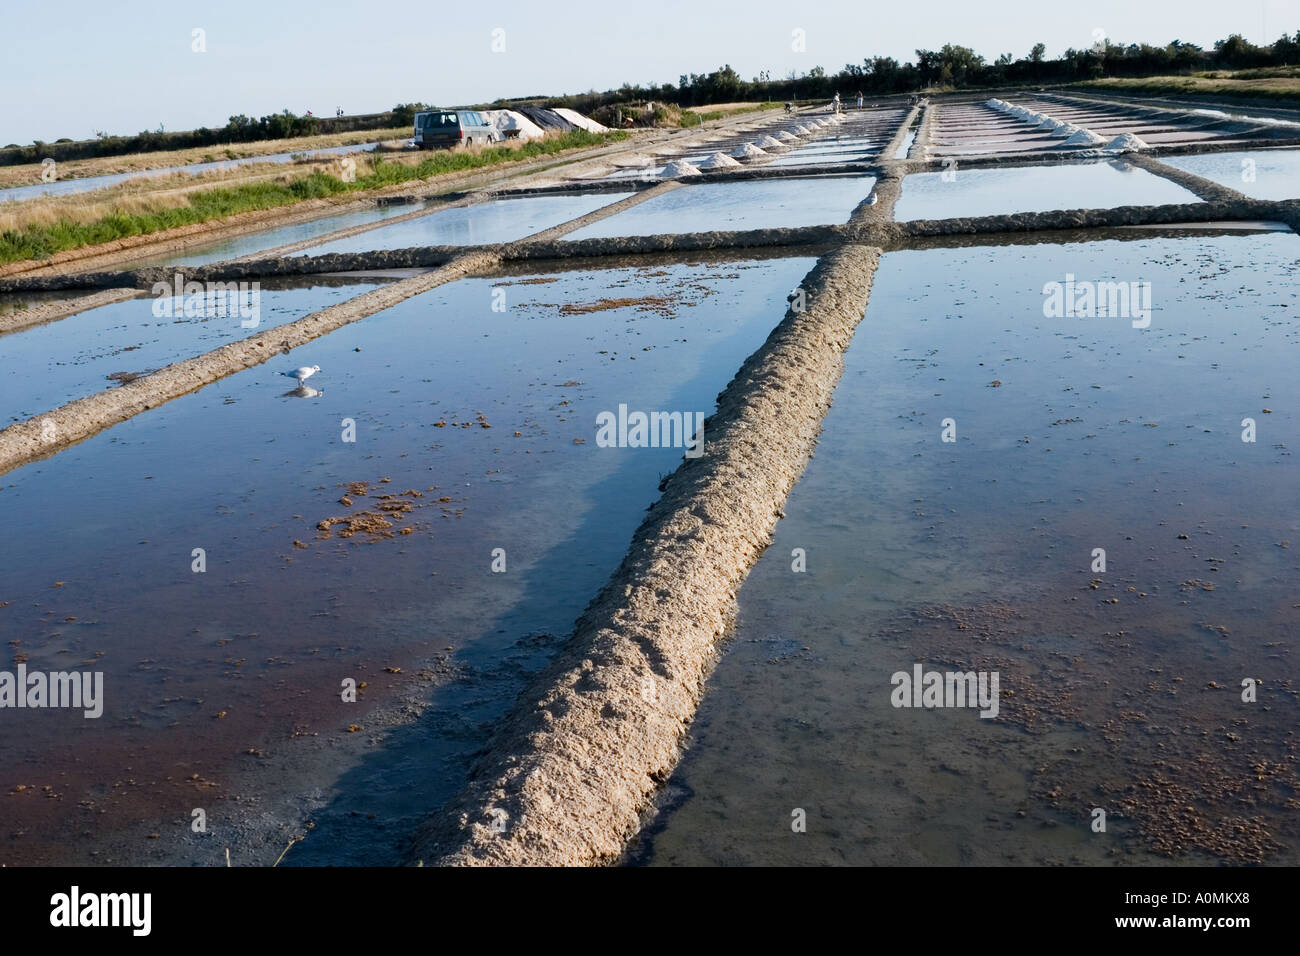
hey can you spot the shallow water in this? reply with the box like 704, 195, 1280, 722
631, 233, 1300, 866
0, 142, 382, 204
1, 282, 379, 421
296, 192, 636, 255
1162, 149, 1300, 202
895, 160, 1203, 220
128, 204, 421, 270
0, 255, 817, 865
767, 138, 881, 167
564, 176, 875, 238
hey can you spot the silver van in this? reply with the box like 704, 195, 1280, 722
413, 109, 498, 149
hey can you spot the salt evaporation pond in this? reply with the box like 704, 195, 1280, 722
767, 138, 881, 167
895, 160, 1203, 220
565, 177, 876, 238
1162, 149, 1300, 202
0, 255, 818, 865
296, 192, 634, 255
0, 141, 383, 204
2, 282, 379, 421
129, 203, 421, 270
631, 233, 1300, 867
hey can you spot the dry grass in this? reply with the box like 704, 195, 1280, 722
0, 157, 356, 234
1079, 73, 1300, 101
1, 132, 575, 236
0, 127, 411, 188
0, 128, 626, 265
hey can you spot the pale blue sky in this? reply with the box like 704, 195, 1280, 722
3, 0, 1296, 144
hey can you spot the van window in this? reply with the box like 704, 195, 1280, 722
418, 112, 459, 129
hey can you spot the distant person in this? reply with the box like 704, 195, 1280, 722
832, 92, 841, 114
336, 107, 343, 117
856, 90, 863, 109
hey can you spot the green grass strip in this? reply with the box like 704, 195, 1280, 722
1, 129, 627, 265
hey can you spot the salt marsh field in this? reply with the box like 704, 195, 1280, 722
2, 88, 1297, 868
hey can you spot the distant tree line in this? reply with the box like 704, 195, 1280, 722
512, 31, 1300, 114
7, 30, 1299, 168
0, 109, 399, 168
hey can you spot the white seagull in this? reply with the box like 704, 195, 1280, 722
286, 365, 320, 384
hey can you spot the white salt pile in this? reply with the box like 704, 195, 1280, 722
731, 142, 768, 160
1063, 128, 1107, 147
792, 125, 811, 136
1036, 116, 1064, 130
660, 159, 701, 178
552, 108, 609, 133
698, 151, 742, 169
483, 109, 545, 141
777, 130, 800, 143
985, 98, 1002, 108
1104, 132, 1149, 151
1052, 124, 1081, 138
756, 135, 787, 150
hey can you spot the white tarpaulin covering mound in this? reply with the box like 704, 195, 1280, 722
483, 110, 545, 141
552, 108, 609, 133
698, 151, 742, 169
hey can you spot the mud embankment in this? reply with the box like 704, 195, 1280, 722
3, 194, 1294, 299
1122, 152, 1249, 202
0, 288, 144, 336
524, 182, 683, 242
908, 101, 937, 159
0, 138, 651, 280
410, 243, 883, 866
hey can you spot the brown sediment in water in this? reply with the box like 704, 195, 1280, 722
880, 592, 1299, 863
556, 295, 680, 317
316, 487, 426, 541
410, 242, 883, 866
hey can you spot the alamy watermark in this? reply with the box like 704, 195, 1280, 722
151, 274, 261, 328
890, 663, 1000, 718
0, 665, 103, 718
595, 404, 705, 458
1042, 273, 1151, 329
